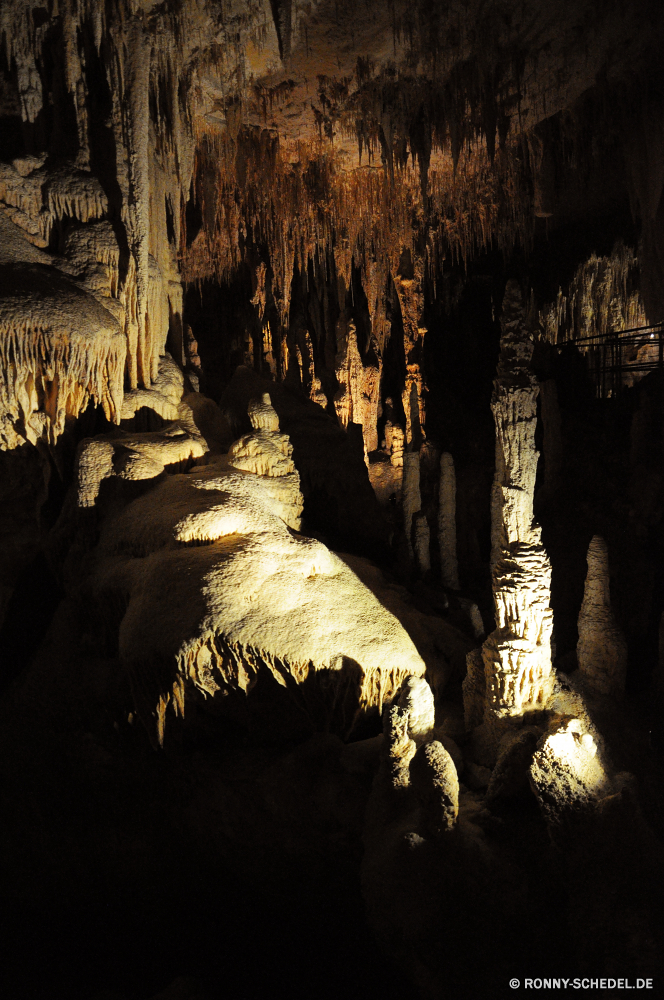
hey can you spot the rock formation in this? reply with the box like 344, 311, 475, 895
2, 3, 664, 997
0, 212, 125, 449
577, 536, 628, 696
438, 452, 460, 590
402, 451, 421, 559
464, 281, 555, 752
85, 395, 425, 744
413, 512, 431, 576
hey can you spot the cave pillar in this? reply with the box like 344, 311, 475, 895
402, 451, 421, 558
392, 259, 427, 449
334, 320, 381, 459
465, 281, 555, 748
438, 452, 460, 590
577, 536, 627, 696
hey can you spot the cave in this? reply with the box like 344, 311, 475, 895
1, 2, 664, 999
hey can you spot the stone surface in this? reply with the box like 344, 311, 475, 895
398, 675, 435, 742
402, 451, 421, 558
410, 740, 459, 834
577, 535, 628, 696
466, 281, 555, 748
438, 452, 460, 590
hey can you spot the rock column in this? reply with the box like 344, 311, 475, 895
465, 281, 555, 743
577, 536, 627, 696
402, 451, 421, 557
438, 452, 460, 589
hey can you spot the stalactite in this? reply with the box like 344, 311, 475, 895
539, 241, 646, 347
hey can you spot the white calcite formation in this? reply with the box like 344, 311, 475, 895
529, 715, 612, 827
466, 281, 555, 738
120, 354, 186, 423
577, 536, 627, 696
398, 675, 436, 742
382, 704, 418, 790
333, 321, 382, 456
0, 212, 126, 450
94, 398, 425, 743
229, 392, 299, 481
76, 416, 206, 509
438, 452, 460, 590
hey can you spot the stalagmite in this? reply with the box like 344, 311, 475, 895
333, 322, 381, 456
410, 741, 459, 833
529, 717, 611, 827
382, 704, 417, 790
76, 417, 206, 509
438, 452, 460, 590
384, 417, 405, 469
465, 281, 555, 748
229, 393, 295, 474
398, 675, 435, 742
402, 451, 421, 557
413, 512, 431, 575
577, 536, 627, 696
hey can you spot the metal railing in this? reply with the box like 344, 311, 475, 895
553, 321, 664, 398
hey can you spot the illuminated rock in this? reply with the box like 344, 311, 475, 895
410, 741, 459, 833
93, 401, 425, 742
333, 321, 382, 456
465, 281, 555, 748
382, 704, 417, 790
76, 417, 206, 509
577, 535, 627, 696
384, 420, 405, 469
0, 212, 125, 450
398, 675, 435, 742
438, 452, 460, 590
120, 354, 187, 423
229, 393, 297, 480
529, 716, 612, 826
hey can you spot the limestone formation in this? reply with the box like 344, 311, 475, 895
398, 675, 435, 742
410, 741, 459, 833
438, 452, 460, 590
92, 408, 425, 742
120, 354, 187, 423
465, 281, 555, 748
76, 418, 206, 509
529, 717, 612, 827
577, 536, 628, 696
413, 512, 431, 576
333, 322, 382, 457
229, 393, 297, 480
382, 704, 417, 791
385, 422, 405, 469
0, 212, 125, 450
402, 451, 421, 558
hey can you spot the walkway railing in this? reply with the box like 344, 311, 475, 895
552, 321, 664, 397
